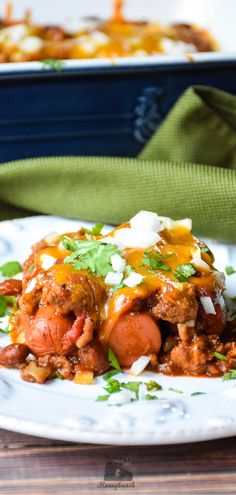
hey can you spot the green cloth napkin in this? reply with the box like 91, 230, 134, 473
0, 85, 235, 242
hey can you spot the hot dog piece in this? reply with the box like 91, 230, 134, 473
108, 312, 162, 367
24, 305, 79, 355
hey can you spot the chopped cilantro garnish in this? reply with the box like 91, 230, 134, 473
55, 370, 64, 379
112, 282, 125, 294
141, 252, 171, 272
225, 266, 236, 276
223, 369, 236, 381
174, 263, 196, 282
62, 237, 121, 277
121, 381, 141, 399
27, 263, 35, 273
42, 59, 64, 71
0, 296, 7, 317
113, 265, 133, 293
90, 224, 104, 235
0, 294, 18, 317
108, 348, 121, 371
191, 392, 206, 396
0, 325, 10, 334
145, 394, 159, 400
108, 347, 121, 371
200, 246, 210, 253
4, 296, 17, 310
145, 380, 162, 392
0, 295, 18, 318
0, 261, 22, 278
104, 379, 121, 394
165, 253, 175, 259
125, 264, 133, 277
103, 370, 120, 381
213, 351, 226, 361
96, 395, 109, 401
168, 387, 183, 394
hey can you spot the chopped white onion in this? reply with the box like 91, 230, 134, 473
191, 257, 210, 271
44, 232, 60, 245
218, 295, 225, 310
107, 390, 131, 406
20, 36, 44, 53
77, 36, 96, 54
4, 24, 27, 43
104, 271, 123, 286
114, 294, 126, 312
129, 355, 151, 376
161, 38, 196, 55
114, 228, 161, 249
25, 277, 37, 294
130, 210, 161, 233
40, 254, 56, 271
191, 247, 210, 271
160, 217, 192, 231
90, 31, 109, 46
200, 296, 216, 315
65, 19, 99, 34
111, 253, 126, 273
123, 272, 144, 288
101, 236, 124, 249
215, 271, 226, 287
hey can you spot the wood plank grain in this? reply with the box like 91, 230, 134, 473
0, 430, 236, 495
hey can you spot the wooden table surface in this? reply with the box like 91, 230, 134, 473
0, 429, 236, 495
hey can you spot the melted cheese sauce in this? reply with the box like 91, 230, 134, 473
16, 224, 224, 349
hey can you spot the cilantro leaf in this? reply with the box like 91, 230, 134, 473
121, 382, 141, 399
4, 296, 17, 310
226, 266, 236, 276
141, 252, 170, 272
0, 325, 10, 334
174, 263, 196, 282
191, 392, 206, 396
42, 58, 64, 71
104, 379, 121, 394
223, 369, 236, 381
108, 348, 121, 371
200, 247, 209, 253
27, 263, 35, 273
213, 351, 226, 361
113, 281, 125, 294
0, 296, 7, 317
96, 395, 109, 401
62, 237, 121, 277
90, 224, 104, 235
103, 370, 120, 381
0, 261, 22, 278
145, 380, 162, 391
55, 370, 64, 379
145, 394, 159, 400
168, 387, 183, 394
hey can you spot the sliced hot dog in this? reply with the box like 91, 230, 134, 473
108, 312, 162, 367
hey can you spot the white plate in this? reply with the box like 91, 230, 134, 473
0, 0, 235, 73
0, 215, 236, 445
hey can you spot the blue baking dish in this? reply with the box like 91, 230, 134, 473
0, 0, 235, 162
